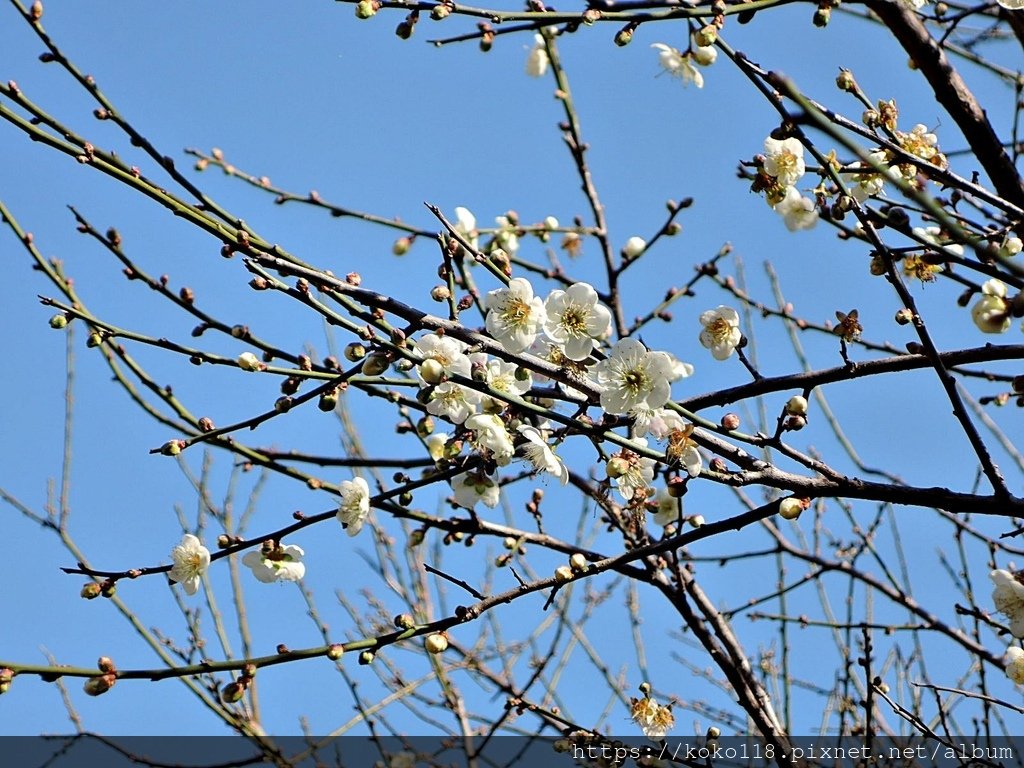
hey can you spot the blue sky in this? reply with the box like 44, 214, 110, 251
2, 0, 1023, 740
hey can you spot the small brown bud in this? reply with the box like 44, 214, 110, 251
721, 413, 740, 430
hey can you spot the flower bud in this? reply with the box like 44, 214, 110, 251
419, 358, 445, 384
327, 644, 345, 660
359, 650, 376, 665
784, 415, 806, 431
221, 681, 246, 704
689, 514, 705, 528
237, 352, 261, 371
392, 237, 412, 256
344, 342, 367, 362
83, 674, 116, 697
721, 413, 740, 430
614, 25, 634, 46
87, 331, 103, 348
778, 497, 805, 520
49, 314, 68, 329
606, 456, 630, 479
569, 553, 588, 572
362, 352, 390, 376
430, 285, 451, 302
785, 395, 808, 417
160, 440, 185, 457
394, 613, 416, 629
97, 656, 116, 673
318, 389, 339, 412
81, 582, 102, 599
694, 24, 717, 47
836, 69, 856, 92
622, 236, 646, 259
355, 0, 377, 17
554, 565, 574, 583
425, 633, 449, 654
707, 726, 721, 740
813, 6, 830, 26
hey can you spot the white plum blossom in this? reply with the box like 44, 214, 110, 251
669, 425, 703, 478
897, 124, 943, 176
494, 215, 520, 255
336, 476, 371, 536
972, 279, 1012, 334
543, 282, 613, 361
242, 544, 306, 583
665, 353, 694, 382
1006, 646, 1024, 684
763, 137, 806, 188
652, 488, 680, 527
592, 338, 674, 415
168, 534, 210, 596
427, 382, 481, 425
470, 354, 531, 410
912, 225, 964, 257
992, 569, 1024, 637
775, 186, 818, 232
631, 695, 675, 742
452, 472, 500, 510
699, 306, 742, 360
465, 413, 515, 465
415, 333, 471, 383
453, 206, 478, 251
611, 439, 657, 502
485, 278, 546, 354
525, 34, 549, 77
517, 425, 569, 485
651, 44, 703, 88
424, 432, 450, 461
845, 150, 896, 202
630, 405, 686, 441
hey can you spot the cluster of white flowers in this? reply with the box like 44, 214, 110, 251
991, 569, 1024, 684
484, 278, 613, 360
630, 694, 675, 741
651, 35, 716, 89
759, 136, 818, 232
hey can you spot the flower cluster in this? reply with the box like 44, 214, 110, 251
630, 693, 675, 741
485, 278, 612, 360
650, 35, 716, 89
753, 135, 819, 231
